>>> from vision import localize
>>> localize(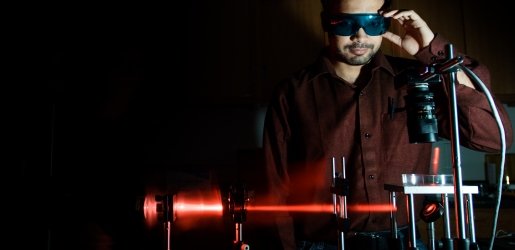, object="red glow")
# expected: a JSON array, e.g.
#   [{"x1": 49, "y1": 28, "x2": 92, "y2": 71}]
[
  {"x1": 174, "y1": 189, "x2": 223, "y2": 217},
  {"x1": 143, "y1": 193, "x2": 159, "y2": 228},
  {"x1": 349, "y1": 204, "x2": 397, "y2": 212},
  {"x1": 432, "y1": 146, "x2": 440, "y2": 175},
  {"x1": 174, "y1": 202, "x2": 223, "y2": 214},
  {"x1": 142, "y1": 188, "x2": 223, "y2": 229},
  {"x1": 423, "y1": 203, "x2": 437, "y2": 216},
  {"x1": 248, "y1": 204, "x2": 333, "y2": 212},
  {"x1": 247, "y1": 203, "x2": 396, "y2": 213}
]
